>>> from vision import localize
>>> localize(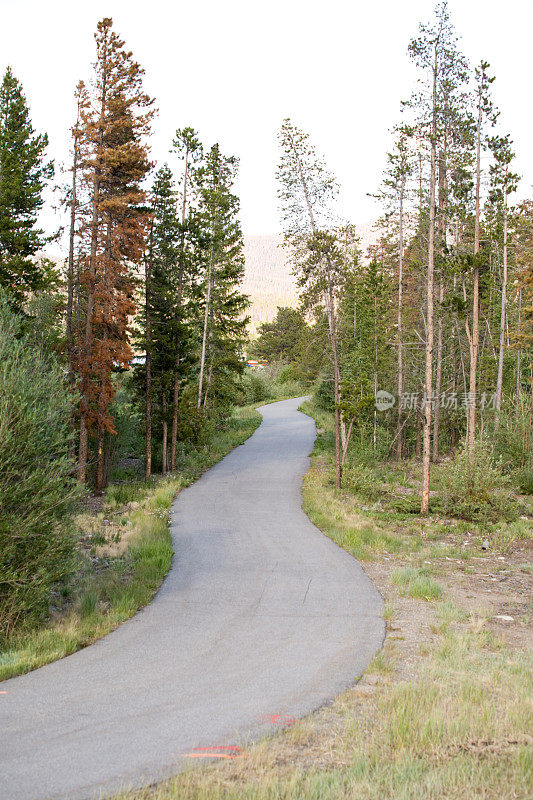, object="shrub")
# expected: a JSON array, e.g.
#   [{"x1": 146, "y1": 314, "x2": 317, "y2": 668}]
[
  {"x1": 0, "y1": 300, "x2": 81, "y2": 637},
  {"x1": 343, "y1": 464, "x2": 383, "y2": 502},
  {"x1": 241, "y1": 371, "x2": 272, "y2": 404},
  {"x1": 493, "y1": 402, "x2": 533, "y2": 493},
  {"x1": 439, "y1": 438, "x2": 517, "y2": 522}
]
